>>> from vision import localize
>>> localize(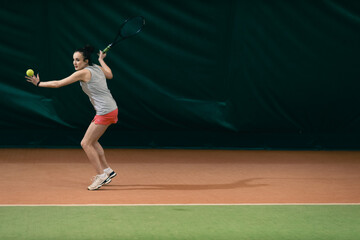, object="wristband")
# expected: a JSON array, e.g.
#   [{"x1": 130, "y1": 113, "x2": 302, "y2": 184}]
[{"x1": 37, "y1": 81, "x2": 41, "y2": 87}]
